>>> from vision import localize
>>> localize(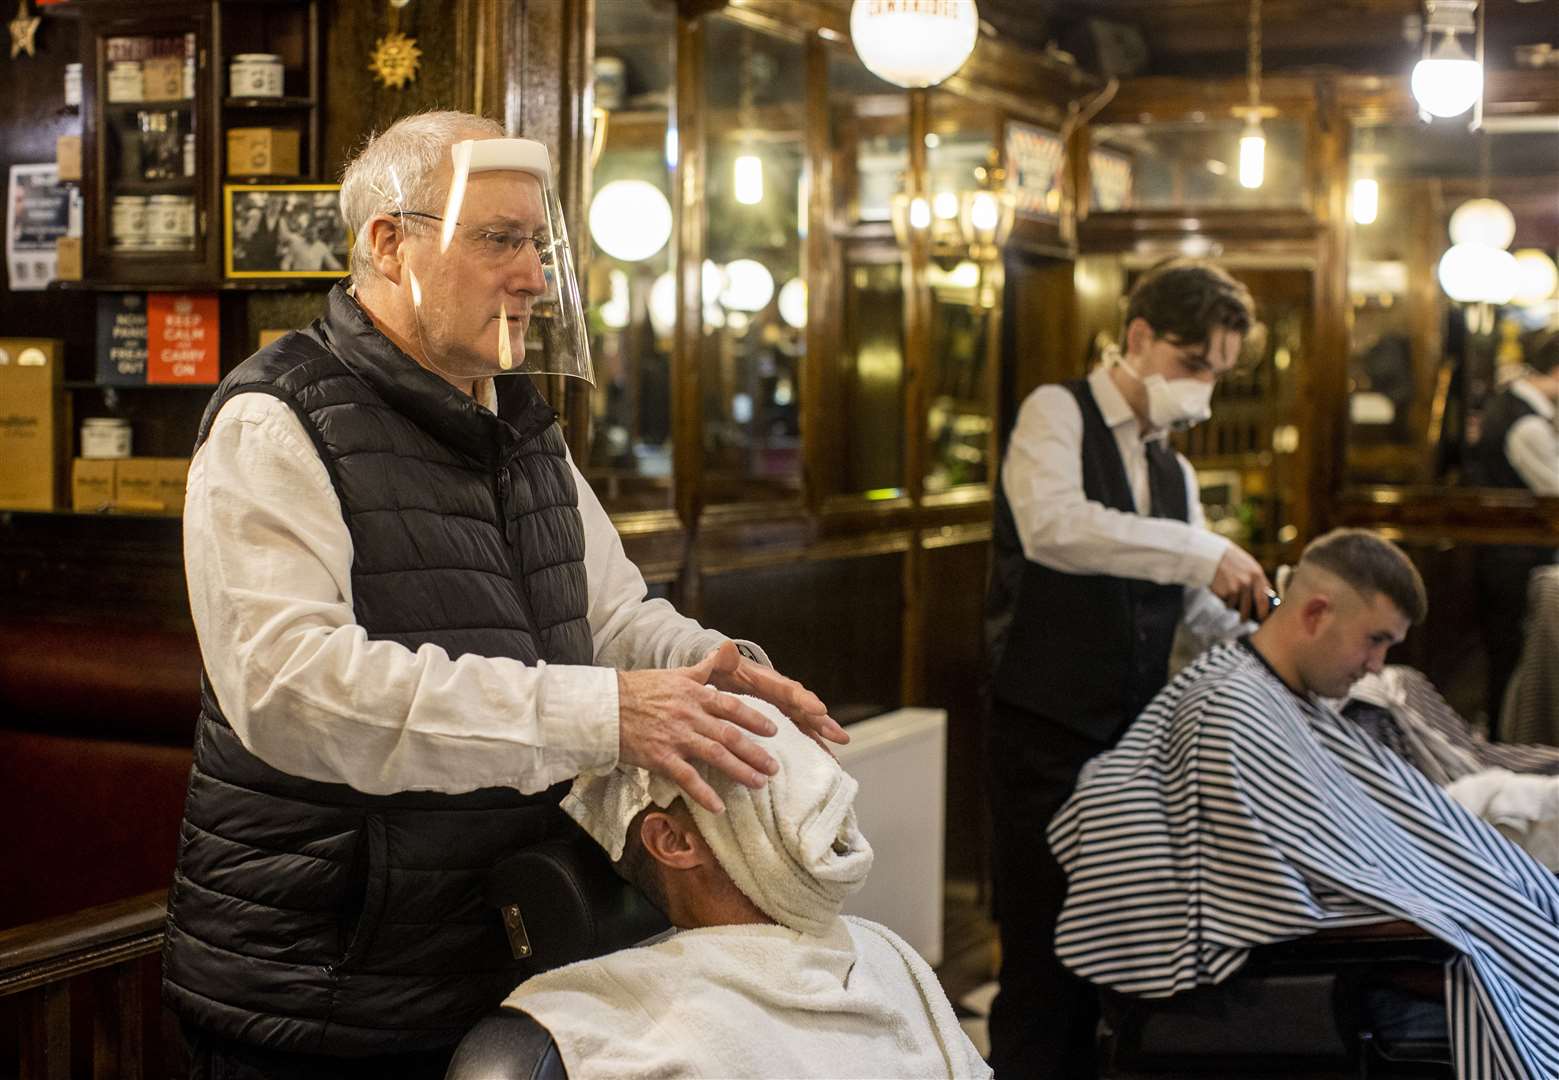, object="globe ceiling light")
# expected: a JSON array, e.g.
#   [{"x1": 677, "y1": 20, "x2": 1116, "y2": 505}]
[
  {"x1": 1411, "y1": 30, "x2": 1483, "y2": 119},
  {"x1": 849, "y1": 0, "x2": 979, "y2": 90},
  {"x1": 648, "y1": 272, "x2": 676, "y2": 338},
  {"x1": 721, "y1": 259, "x2": 775, "y2": 313},
  {"x1": 777, "y1": 277, "x2": 808, "y2": 329},
  {"x1": 589, "y1": 180, "x2": 673, "y2": 262},
  {"x1": 1449, "y1": 197, "x2": 1516, "y2": 249},
  {"x1": 1511, "y1": 249, "x2": 1559, "y2": 306},
  {"x1": 1438, "y1": 243, "x2": 1518, "y2": 304}
]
